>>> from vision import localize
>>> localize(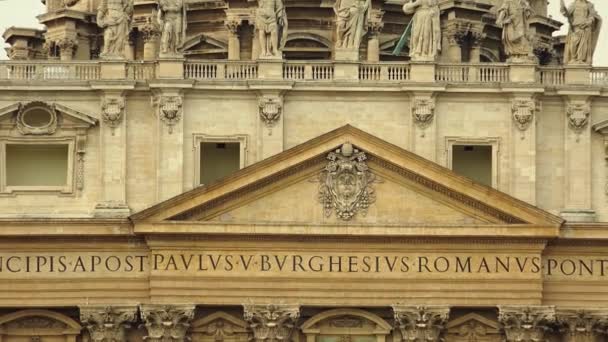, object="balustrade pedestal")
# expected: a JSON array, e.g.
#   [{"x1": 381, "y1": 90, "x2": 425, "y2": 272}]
[{"x1": 157, "y1": 58, "x2": 185, "y2": 79}]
